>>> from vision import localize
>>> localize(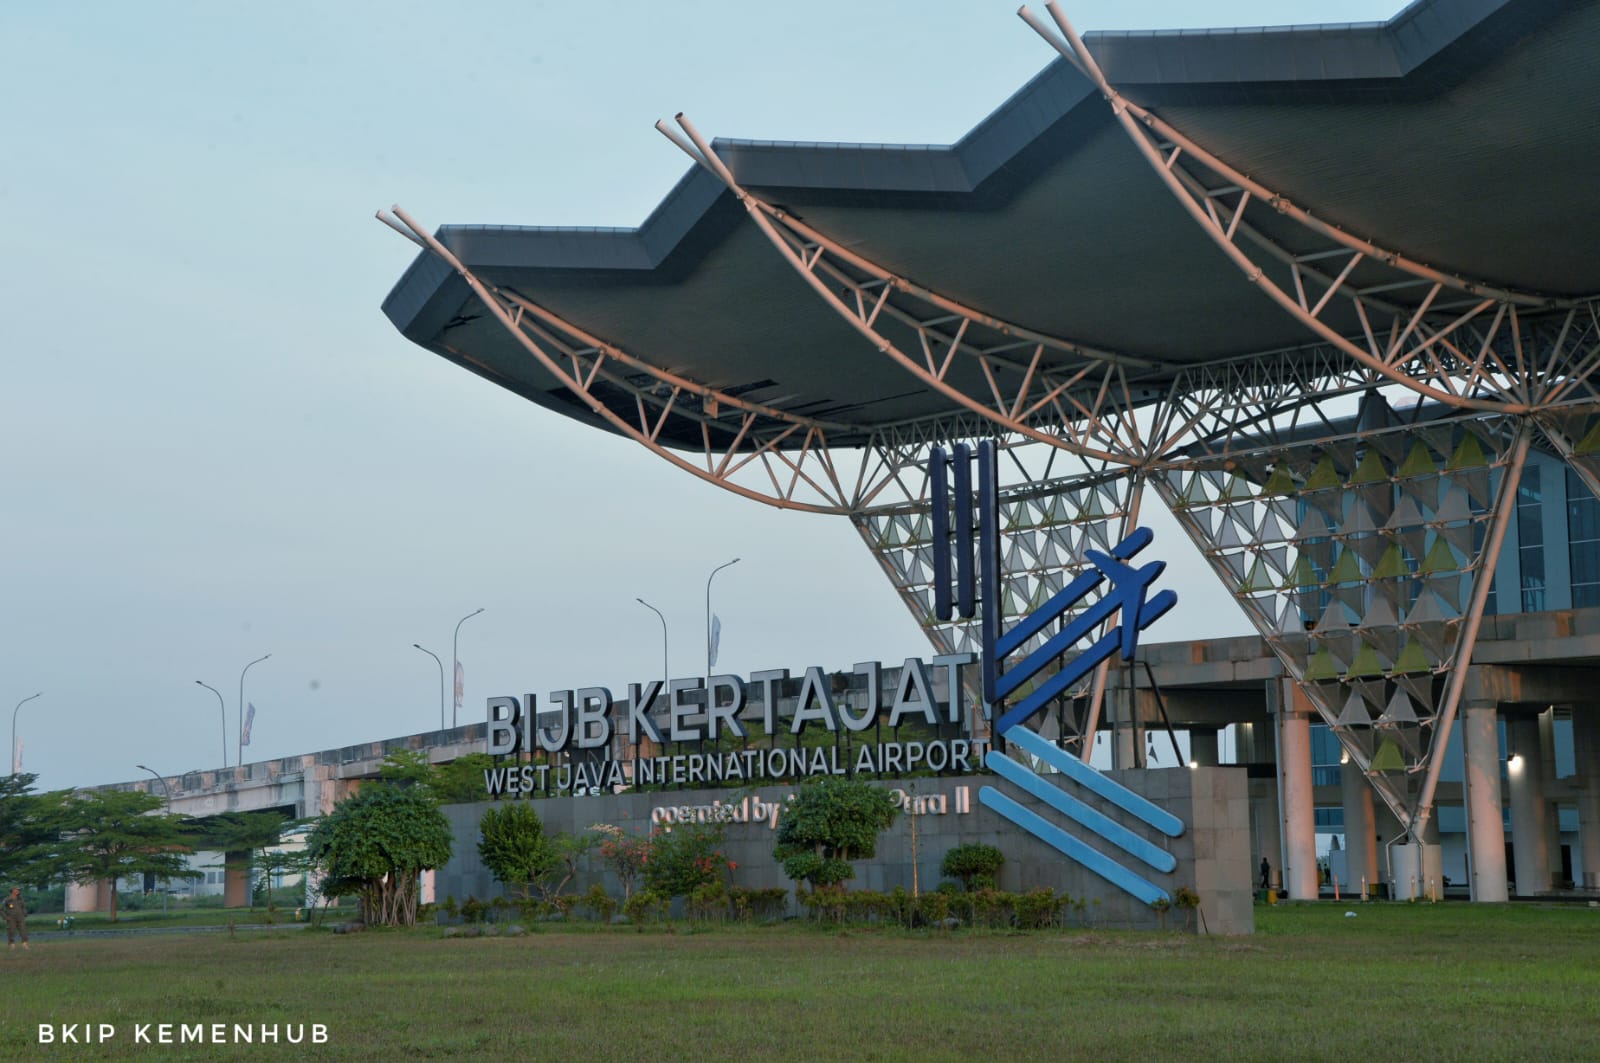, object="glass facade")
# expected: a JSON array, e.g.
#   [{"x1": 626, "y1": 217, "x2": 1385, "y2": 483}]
[
  {"x1": 1567, "y1": 467, "x2": 1600, "y2": 608},
  {"x1": 1517, "y1": 464, "x2": 1545, "y2": 612}
]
